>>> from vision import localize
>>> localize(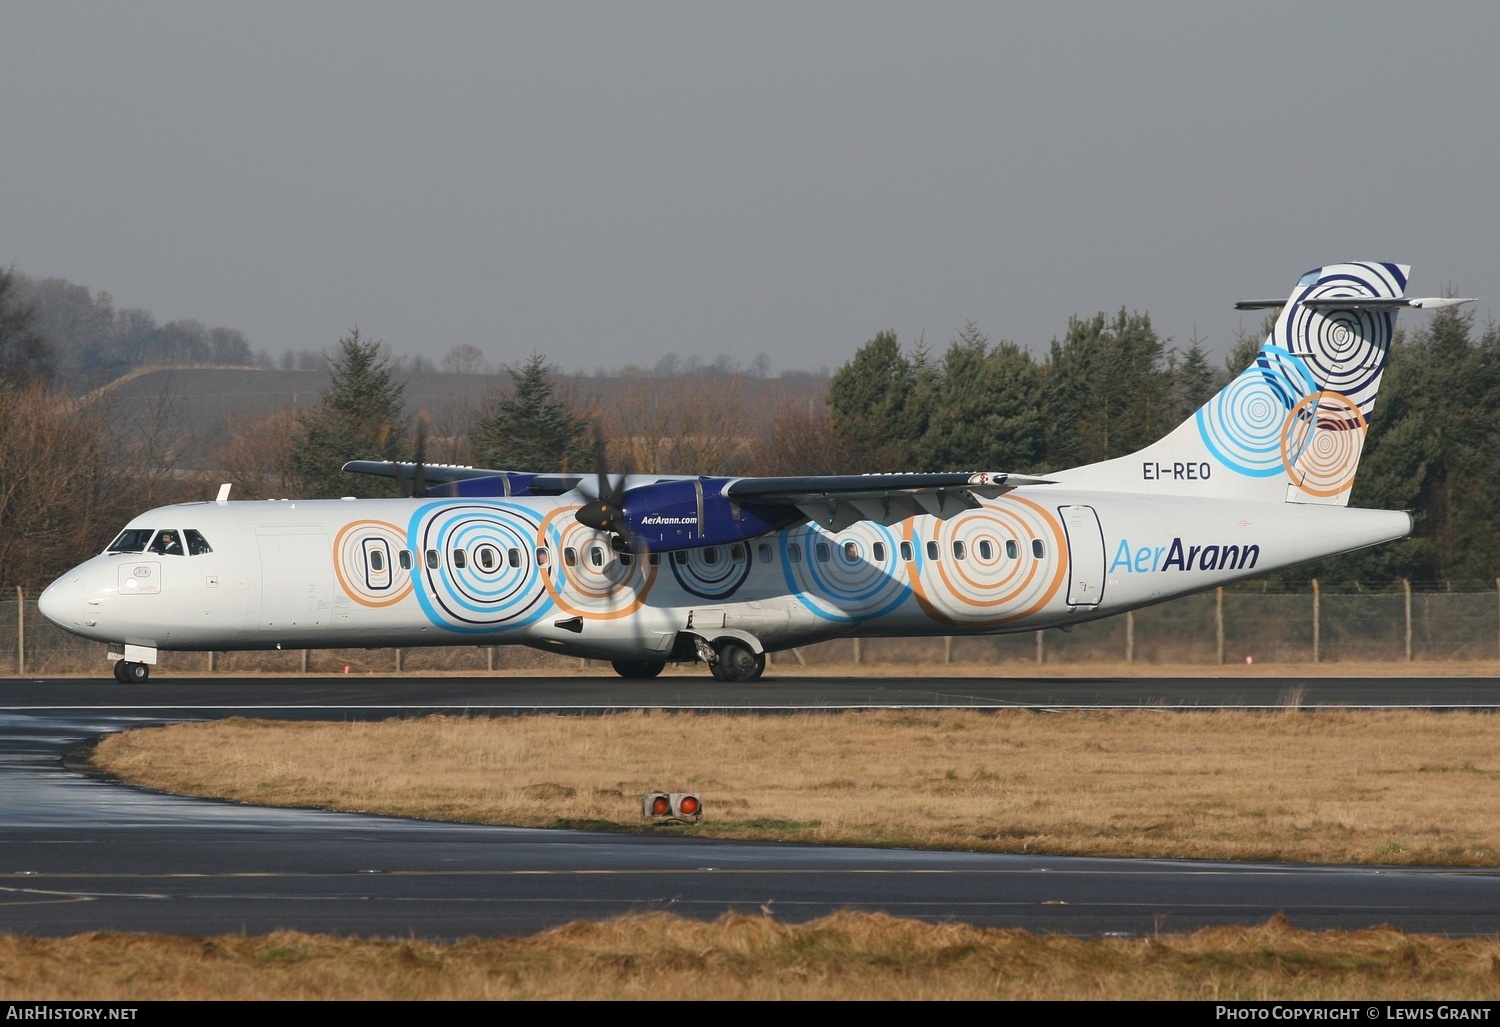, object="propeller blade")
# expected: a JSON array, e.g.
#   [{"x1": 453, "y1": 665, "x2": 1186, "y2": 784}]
[
  {"x1": 575, "y1": 421, "x2": 632, "y2": 544},
  {"x1": 410, "y1": 413, "x2": 429, "y2": 498}
]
